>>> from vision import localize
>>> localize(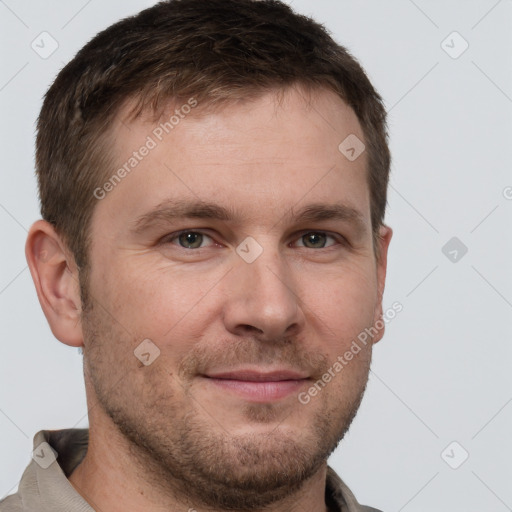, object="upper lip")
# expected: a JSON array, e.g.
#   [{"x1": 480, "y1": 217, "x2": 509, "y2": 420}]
[{"x1": 204, "y1": 369, "x2": 309, "y2": 381}]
